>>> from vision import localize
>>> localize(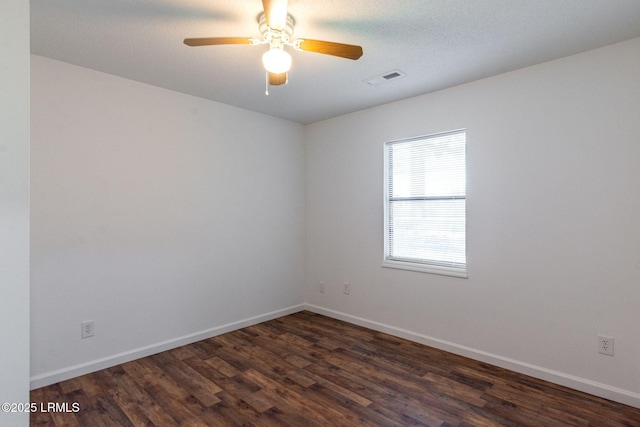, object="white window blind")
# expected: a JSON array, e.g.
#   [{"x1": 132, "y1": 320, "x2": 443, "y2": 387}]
[{"x1": 384, "y1": 129, "x2": 466, "y2": 277}]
